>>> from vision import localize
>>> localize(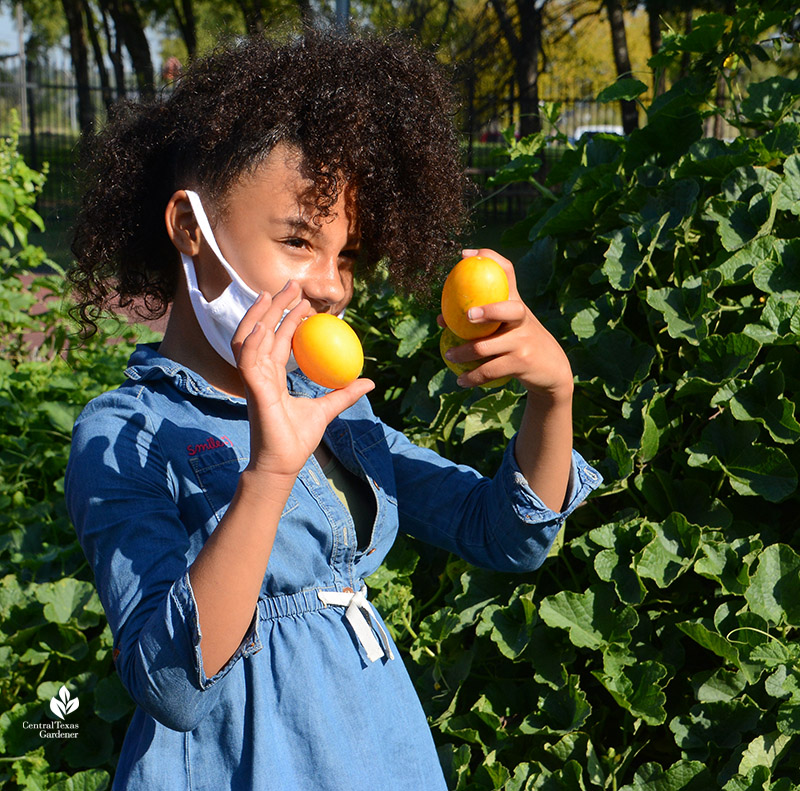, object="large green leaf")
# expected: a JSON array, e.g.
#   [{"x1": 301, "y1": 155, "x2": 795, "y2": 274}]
[
  {"x1": 594, "y1": 658, "x2": 668, "y2": 725},
  {"x1": 476, "y1": 585, "x2": 537, "y2": 660},
  {"x1": 597, "y1": 79, "x2": 649, "y2": 103},
  {"x1": 590, "y1": 519, "x2": 649, "y2": 605},
  {"x1": 670, "y1": 699, "x2": 762, "y2": 760},
  {"x1": 677, "y1": 620, "x2": 740, "y2": 666},
  {"x1": 539, "y1": 585, "x2": 638, "y2": 650},
  {"x1": 752, "y1": 239, "x2": 800, "y2": 297},
  {"x1": 741, "y1": 76, "x2": 800, "y2": 124},
  {"x1": 712, "y1": 364, "x2": 800, "y2": 444},
  {"x1": 646, "y1": 271, "x2": 722, "y2": 345},
  {"x1": 744, "y1": 544, "x2": 800, "y2": 627},
  {"x1": 34, "y1": 579, "x2": 104, "y2": 628},
  {"x1": 617, "y1": 760, "x2": 711, "y2": 791},
  {"x1": 601, "y1": 227, "x2": 643, "y2": 291},
  {"x1": 569, "y1": 329, "x2": 656, "y2": 400},
  {"x1": 521, "y1": 675, "x2": 592, "y2": 734},
  {"x1": 634, "y1": 513, "x2": 700, "y2": 588},
  {"x1": 734, "y1": 732, "x2": 792, "y2": 778},
  {"x1": 686, "y1": 414, "x2": 797, "y2": 502}
]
